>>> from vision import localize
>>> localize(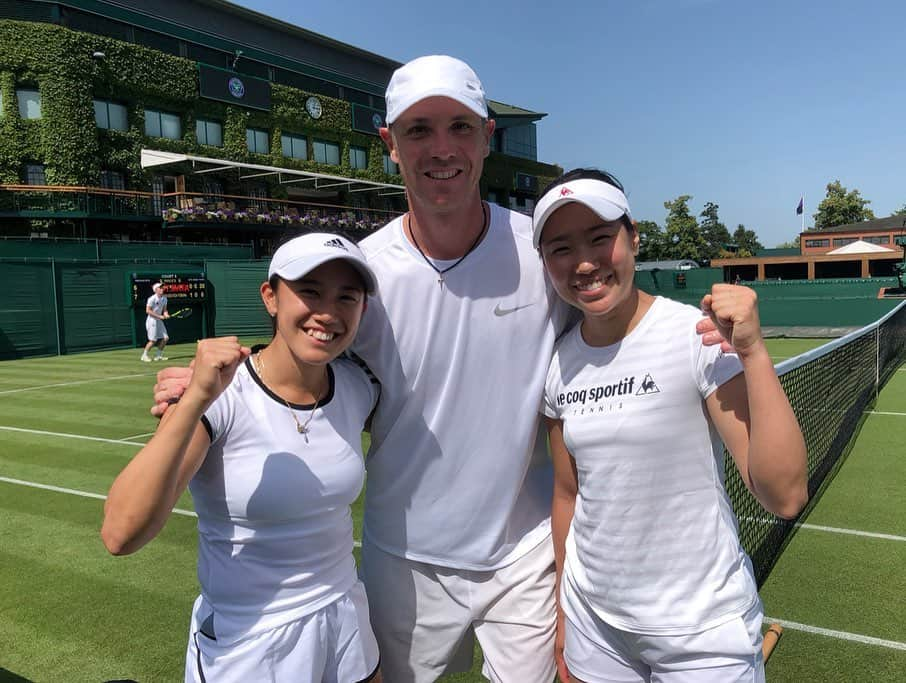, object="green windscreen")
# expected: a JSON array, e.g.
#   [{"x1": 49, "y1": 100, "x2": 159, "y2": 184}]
[
  {"x1": 205, "y1": 260, "x2": 271, "y2": 339},
  {"x1": 0, "y1": 261, "x2": 58, "y2": 358}
]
